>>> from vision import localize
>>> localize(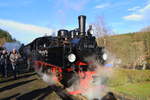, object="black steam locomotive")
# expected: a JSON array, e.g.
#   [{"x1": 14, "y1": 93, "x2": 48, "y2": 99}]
[{"x1": 20, "y1": 15, "x2": 107, "y2": 88}]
